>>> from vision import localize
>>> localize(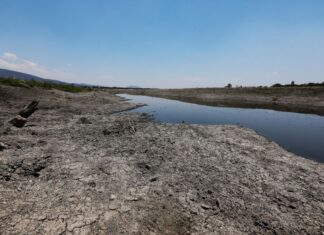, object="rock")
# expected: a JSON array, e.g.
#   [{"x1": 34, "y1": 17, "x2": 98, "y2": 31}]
[
  {"x1": 9, "y1": 115, "x2": 27, "y2": 128},
  {"x1": 201, "y1": 204, "x2": 212, "y2": 210},
  {"x1": 102, "y1": 129, "x2": 112, "y2": 136},
  {"x1": 137, "y1": 162, "x2": 151, "y2": 170},
  {"x1": 0, "y1": 142, "x2": 8, "y2": 151},
  {"x1": 77, "y1": 117, "x2": 92, "y2": 124},
  {"x1": 289, "y1": 204, "x2": 297, "y2": 209},
  {"x1": 254, "y1": 218, "x2": 270, "y2": 230},
  {"x1": 150, "y1": 177, "x2": 158, "y2": 182},
  {"x1": 125, "y1": 196, "x2": 140, "y2": 201},
  {"x1": 120, "y1": 205, "x2": 131, "y2": 213}
]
